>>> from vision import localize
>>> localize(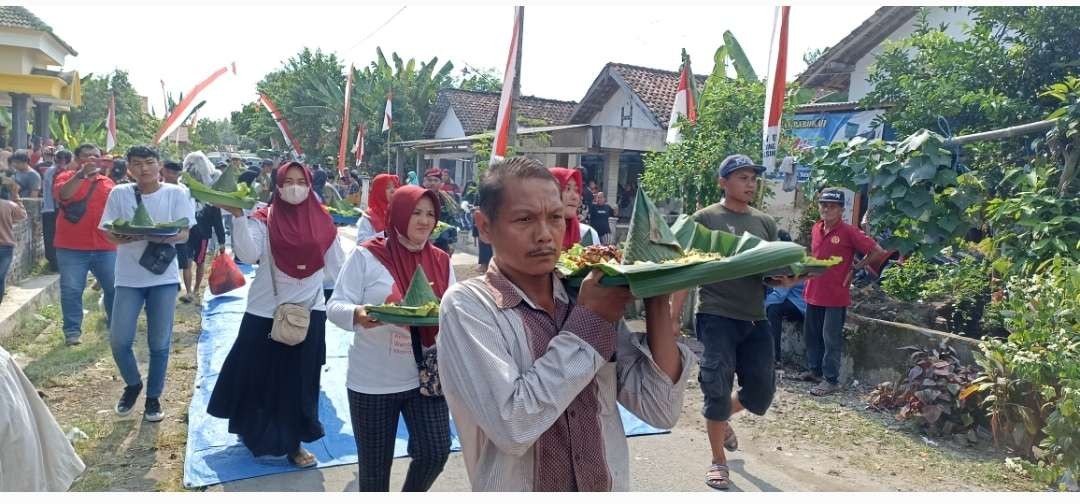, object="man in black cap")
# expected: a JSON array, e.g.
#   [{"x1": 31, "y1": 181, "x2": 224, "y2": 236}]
[
  {"x1": 800, "y1": 188, "x2": 888, "y2": 396},
  {"x1": 669, "y1": 153, "x2": 791, "y2": 490},
  {"x1": 161, "y1": 160, "x2": 183, "y2": 184}
]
